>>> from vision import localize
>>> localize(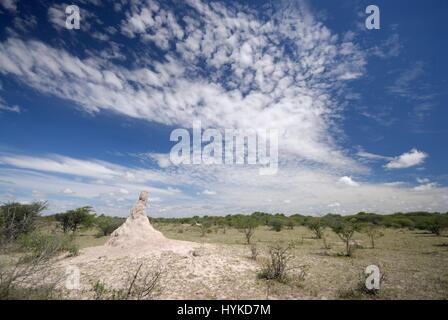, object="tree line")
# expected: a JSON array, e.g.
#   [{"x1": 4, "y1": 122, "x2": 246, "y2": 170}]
[
  {"x1": 1, "y1": 202, "x2": 447, "y2": 247},
  {"x1": 152, "y1": 211, "x2": 448, "y2": 235}
]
